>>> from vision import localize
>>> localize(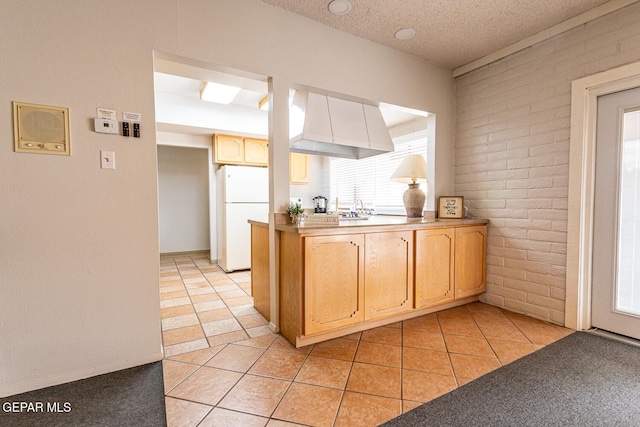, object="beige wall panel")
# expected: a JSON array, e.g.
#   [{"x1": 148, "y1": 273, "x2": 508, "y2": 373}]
[{"x1": 0, "y1": 0, "x2": 454, "y2": 396}]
